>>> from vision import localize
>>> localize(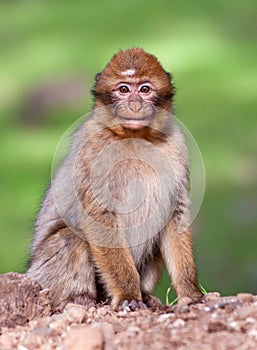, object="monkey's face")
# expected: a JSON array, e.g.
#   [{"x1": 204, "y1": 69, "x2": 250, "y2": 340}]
[
  {"x1": 92, "y1": 48, "x2": 174, "y2": 131},
  {"x1": 111, "y1": 80, "x2": 155, "y2": 130}
]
